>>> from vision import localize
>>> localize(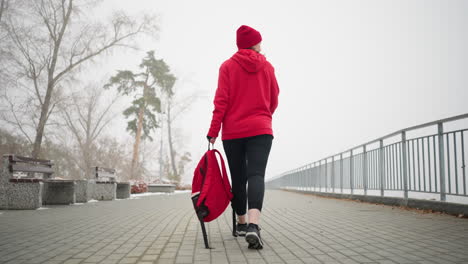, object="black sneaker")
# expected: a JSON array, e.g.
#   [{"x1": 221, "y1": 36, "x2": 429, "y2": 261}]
[
  {"x1": 245, "y1": 223, "x2": 263, "y2": 249},
  {"x1": 236, "y1": 223, "x2": 248, "y2": 236}
]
